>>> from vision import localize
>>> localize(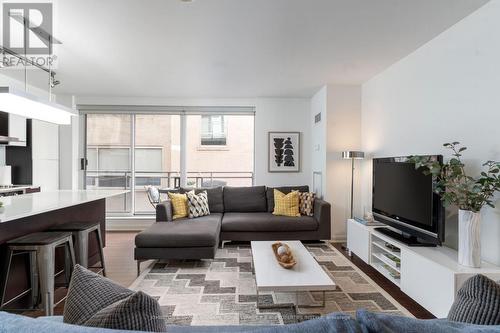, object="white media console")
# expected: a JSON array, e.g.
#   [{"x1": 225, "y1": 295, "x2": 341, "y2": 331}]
[{"x1": 346, "y1": 219, "x2": 500, "y2": 318}]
